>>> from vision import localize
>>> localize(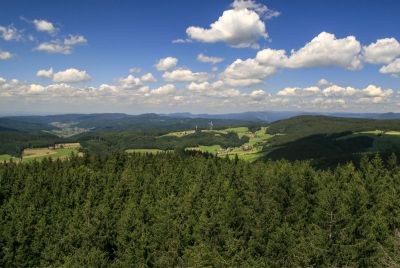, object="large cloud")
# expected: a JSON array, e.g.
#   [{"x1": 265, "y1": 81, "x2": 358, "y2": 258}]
[
  {"x1": 362, "y1": 85, "x2": 393, "y2": 98},
  {"x1": 52, "y1": 68, "x2": 91, "y2": 83},
  {"x1": 288, "y1": 32, "x2": 362, "y2": 69},
  {"x1": 255, "y1": 48, "x2": 289, "y2": 67},
  {"x1": 186, "y1": 8, "x2": 267, "y2": 48},
  {"x1": 221, "y1": 58, "x2": 275, "y2": 86},
  {"x1": 256, "y1": 32, "x2": 362, "y2": 70},
  {"x1": 363, "y1": 38, "x2": 400, "y2": 64}
]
